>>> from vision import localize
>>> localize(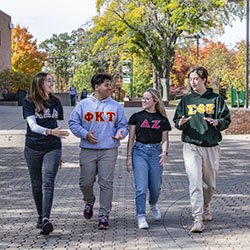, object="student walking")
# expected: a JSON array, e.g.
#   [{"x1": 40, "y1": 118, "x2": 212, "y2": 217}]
[
  {"x1": 23, "y1": 72, "x2": 69, "y2": 235},
  {"x1": 173, "y1": 66, "x2": 231, "y2": 233},
  {"x1": 126, "y1": 88, "x2": 171, "y2": 229},
  {"x1": 80, "y1": 88, "x2": 88, "y2": 100},
  {"x1": 68, "y1": 73, "x2": 128, "y2": 229},
  {"x1": 69, "y1": 84, "x2": 77, "y2": 106}
]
